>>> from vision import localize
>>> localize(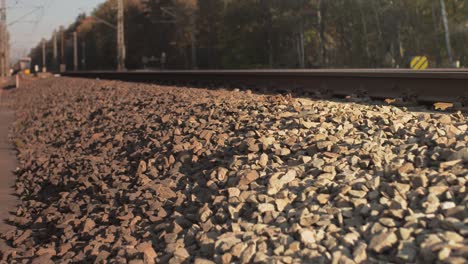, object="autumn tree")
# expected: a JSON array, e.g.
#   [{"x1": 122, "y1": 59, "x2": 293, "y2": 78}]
[{"x1": 29, "y1": 0, "x2": 468, "y2": 70}]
